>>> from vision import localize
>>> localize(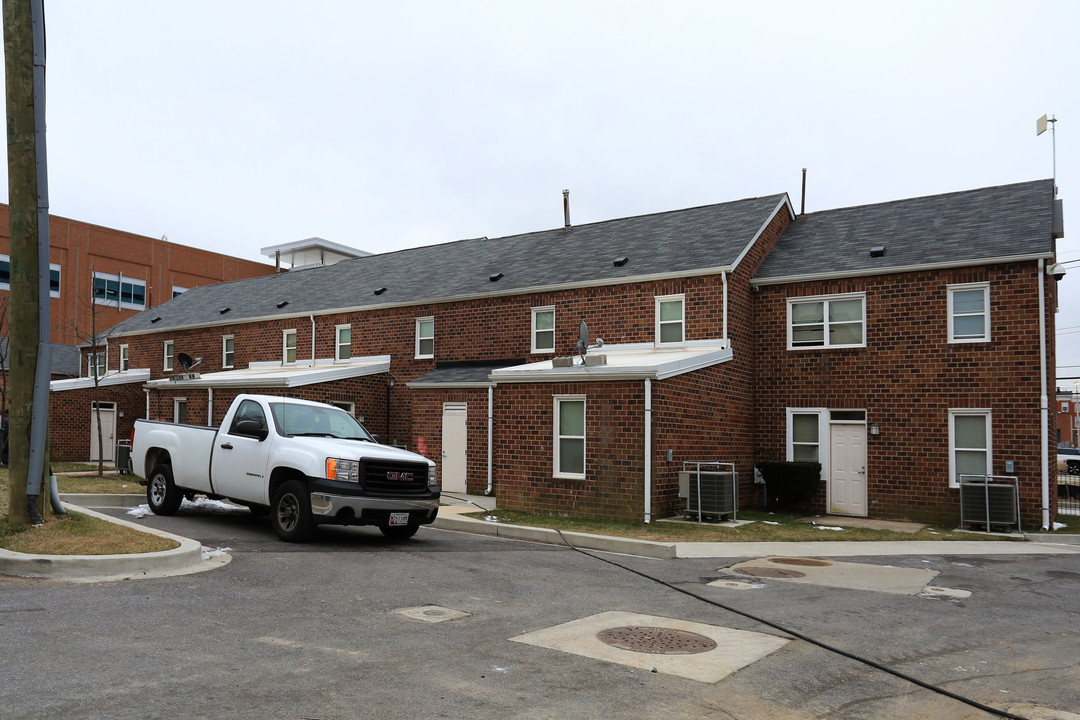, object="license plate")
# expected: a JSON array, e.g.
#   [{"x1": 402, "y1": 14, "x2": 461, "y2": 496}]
[{"x1": 389, "y1": 512, "x2": 410, "y2": 526}]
